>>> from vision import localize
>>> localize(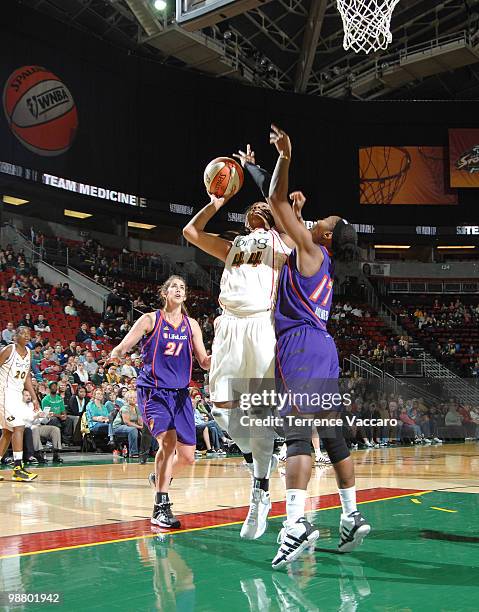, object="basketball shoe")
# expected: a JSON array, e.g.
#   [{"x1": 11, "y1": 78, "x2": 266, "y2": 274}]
[
  {"x1": 338, "y1": 511, "x2": 370, "y2": 553},
  {"x1": 151, "y1": 502, "x2": 181, "y2": 528},
  {"x1": 12, "y1": 464, "x2": 38, "y2": 482},
  {"x1": 271, "y1": 518, "x2": 319, "y2": 569},
  {"x1": 240, "y1": 487, "x2": 271, "y2": 539},
  {"x1": 314, "y1": 451, "x2": 331, "y2": 466}
]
